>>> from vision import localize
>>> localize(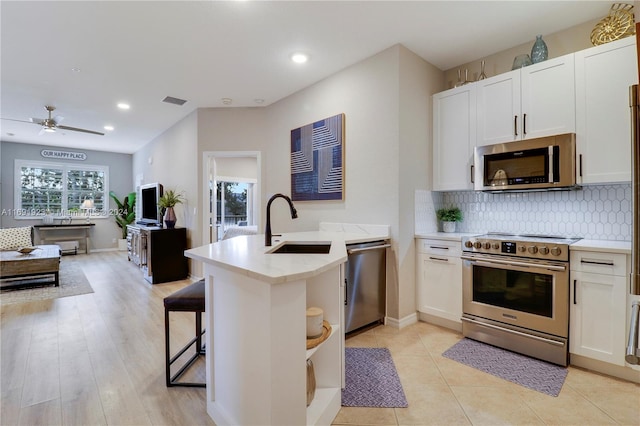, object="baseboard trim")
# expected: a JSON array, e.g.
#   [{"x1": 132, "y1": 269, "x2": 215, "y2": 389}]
[
  {"x1": 570, "y1": 353, "x2": 640, "y2": 384},
  {"x1": 417, "y1": 312, "x2": 462, "y2": 332},
  {"x1": 385, "y1": 312, "x2": 418, "y2": 330}
]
